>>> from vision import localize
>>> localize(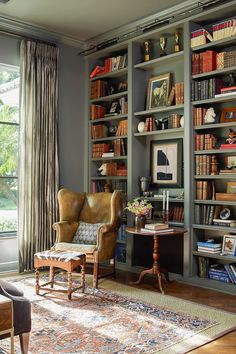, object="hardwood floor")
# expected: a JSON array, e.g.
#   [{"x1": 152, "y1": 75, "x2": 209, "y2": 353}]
[{"x1": 114, "y1": 269, "x2": 236, "y2": 354}]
